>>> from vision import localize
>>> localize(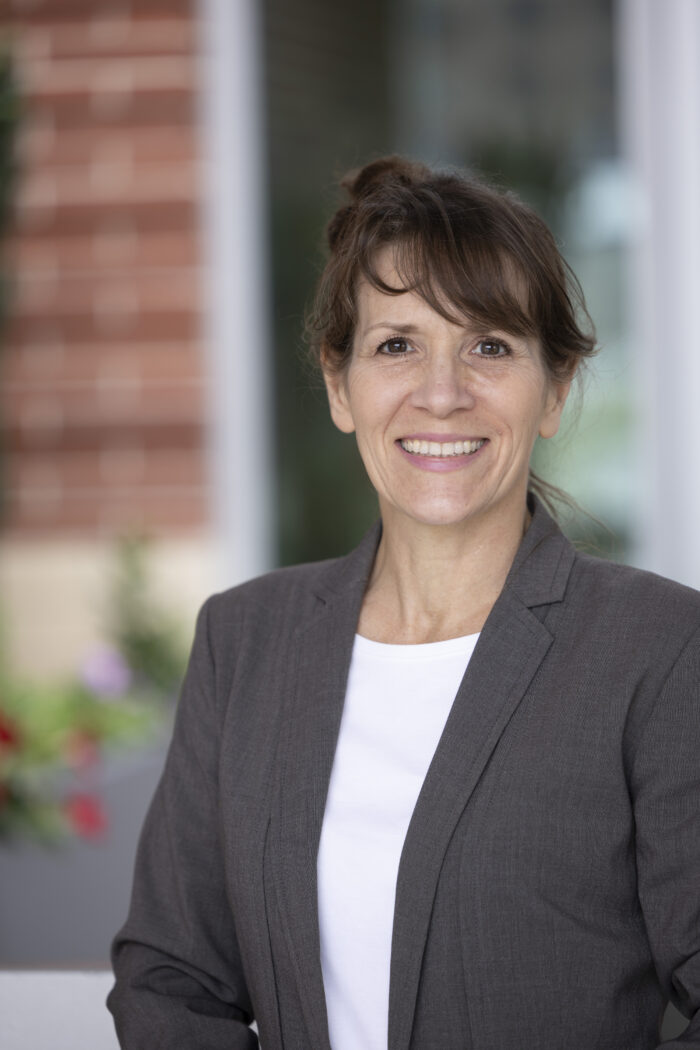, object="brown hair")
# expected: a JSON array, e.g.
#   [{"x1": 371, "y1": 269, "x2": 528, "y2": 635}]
[{"x1": 308, "y1": 155, "x2": 596, "y2": 385}]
